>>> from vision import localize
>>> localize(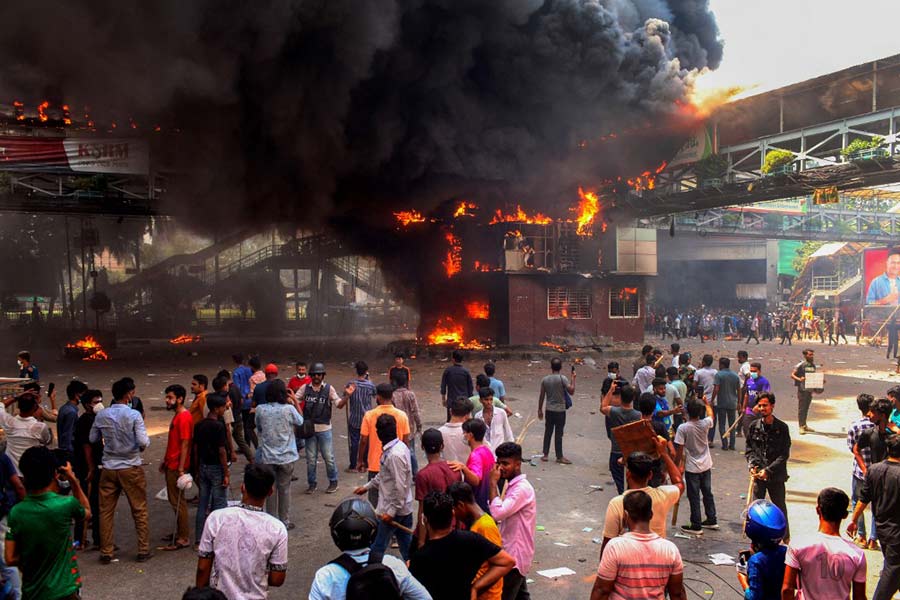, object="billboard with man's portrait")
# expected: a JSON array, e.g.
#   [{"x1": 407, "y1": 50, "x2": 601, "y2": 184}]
[{"x1": 863, "y1": 247, "x2": 900, "y2": 306}]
